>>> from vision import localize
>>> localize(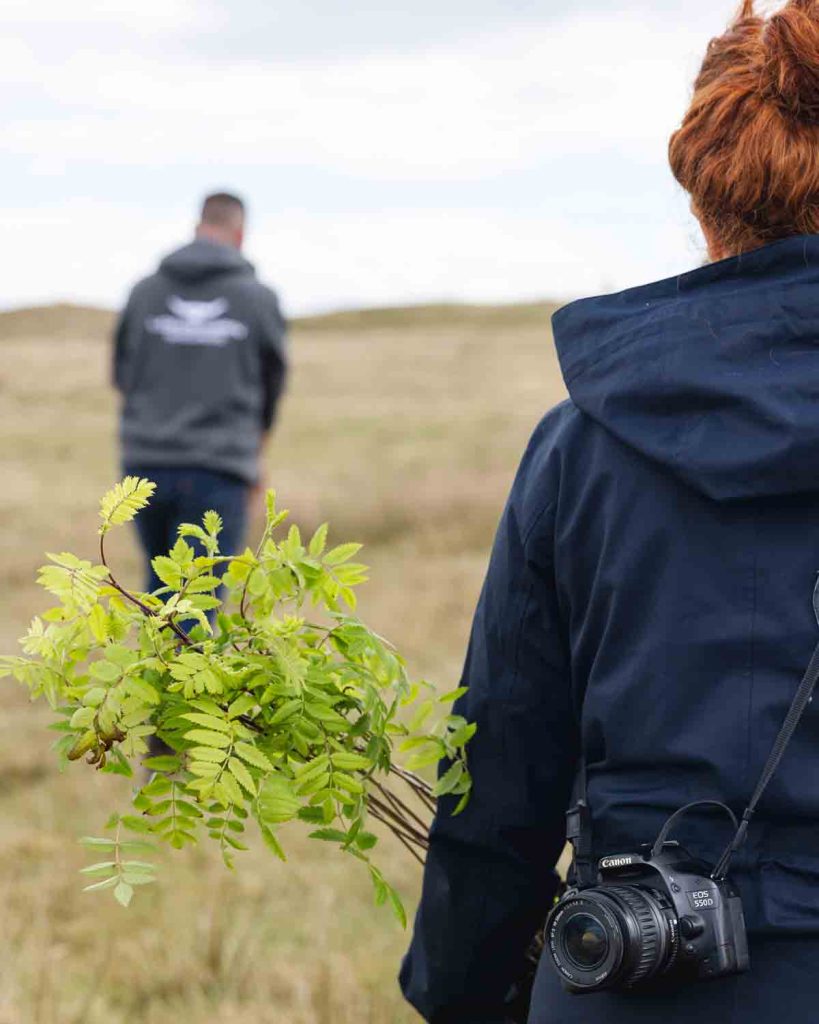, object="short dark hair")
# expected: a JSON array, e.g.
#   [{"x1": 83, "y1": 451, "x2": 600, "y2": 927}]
[{"x1": 200, "y1": 192, "x2": 246, "y2": 227}]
